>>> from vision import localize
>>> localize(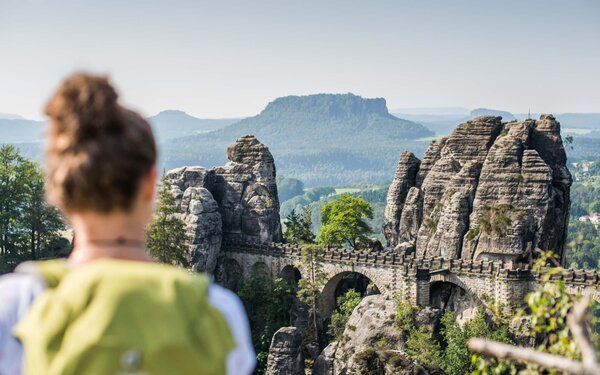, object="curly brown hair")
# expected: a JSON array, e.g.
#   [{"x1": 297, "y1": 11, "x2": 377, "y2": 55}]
[{"x1": 44, "y1": 73, "x2": 157, "y2": 214}]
